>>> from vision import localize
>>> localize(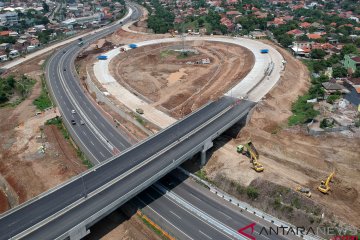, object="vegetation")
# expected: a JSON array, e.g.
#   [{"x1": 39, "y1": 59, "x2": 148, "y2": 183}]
[
  {"x1": 139, "y1": 215, "x2": 170, "y2": 240},
  {"x1": 326, "y1": 91, "x2": 341, "y2": 104},
  {"x1": 246, "y1": 186, "x2": 259, "y2": 200},
  {"x1": 33, "y1": 76, "x2": 52, "y2": 110},
  {"x1": 195, "y1": 169, "x2": 211, "y2": 182},
  {"x1": 46, "y1": 116, "x2": 93, "y2": 169},
  {"x1": 288, "y1": 95, "x2": 319, "y2": 125},
  {"x1": 320, "y1": 118, "x2": 334, "y2": 129},
  {"x1": 310, "y1": 49, "x2": 326, "y2": 59},
  {"x1": 147, "y1": 0, "x2": 174, "y2": 33},
  {"x1": 332, "y1": 66, "x2": 348, "y2": 78},
  {"x1": 0, "y1": 75, "x2": 36, "y2": 106}
]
